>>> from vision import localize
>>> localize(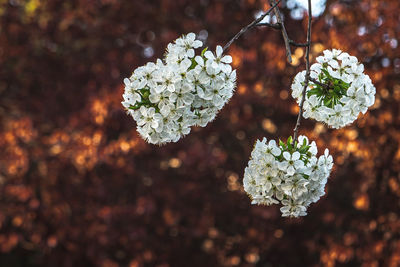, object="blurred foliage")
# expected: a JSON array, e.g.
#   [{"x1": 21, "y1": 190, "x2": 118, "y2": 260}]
[{"x1": 0, "y1": 0, "x2": 400, "y2": 266}]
